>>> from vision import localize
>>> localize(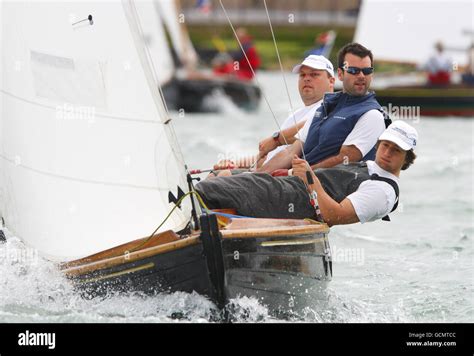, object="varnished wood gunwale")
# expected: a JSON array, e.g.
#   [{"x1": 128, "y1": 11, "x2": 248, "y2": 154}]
[
  {"x1": 62, "y1": 230, "x2": 182, "y2": 269},
  {"x1": 220, "y1": 218, "x2": 329, "y2": 238},
  {"x1": 62, "y1": 218, "x2": 330, "y2": 278},
  {"x1": 62, "y1": 235, "x2": 201, "y2": 277}
]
